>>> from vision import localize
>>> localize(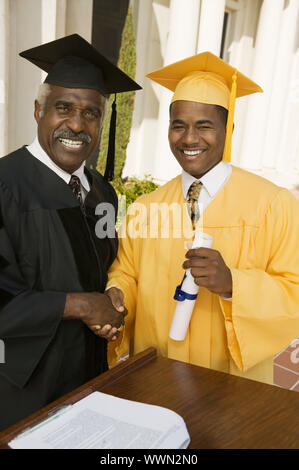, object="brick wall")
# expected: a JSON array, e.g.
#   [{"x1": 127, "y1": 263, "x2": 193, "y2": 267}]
[{"x1": 274, "y1": 338, "x2": 299, "y2": 392}]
